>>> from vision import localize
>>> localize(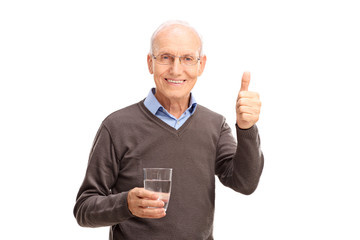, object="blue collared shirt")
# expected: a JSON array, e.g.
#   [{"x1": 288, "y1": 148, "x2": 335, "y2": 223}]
[{"x1": 144, "y1": 88, "x2": 197, "y2": 130}]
